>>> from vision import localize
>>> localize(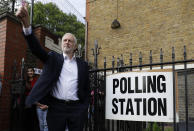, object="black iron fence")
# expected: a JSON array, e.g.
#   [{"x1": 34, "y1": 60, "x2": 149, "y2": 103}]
[
  {"x1": 9, "y1": 58, "x2": 26, "y2": 131},
  {"x1": 86, "y1": 45, "x2": 194, "y2": 131}
]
